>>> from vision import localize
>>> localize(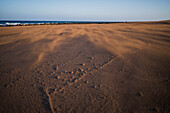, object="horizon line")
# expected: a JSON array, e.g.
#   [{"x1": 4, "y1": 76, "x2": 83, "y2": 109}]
[{"x1": 0, "y1": 19, "x2": 170, "y2": 22}]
